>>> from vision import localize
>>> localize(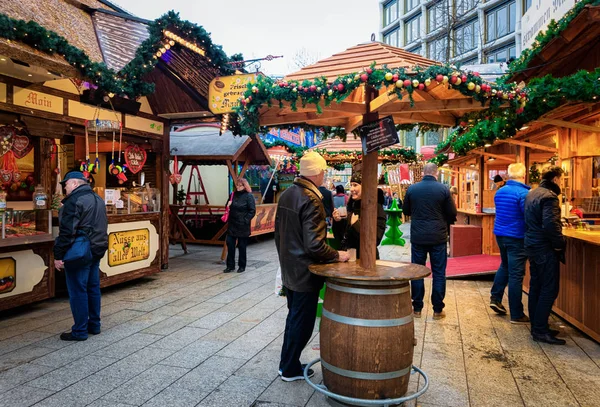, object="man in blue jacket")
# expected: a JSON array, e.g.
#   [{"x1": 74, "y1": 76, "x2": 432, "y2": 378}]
[
  {"x1": 489, "y1": 163, "x2": 530, "y2": 324},
  {"x1": 403, "y1": 163, "x2": 457, "y2": 319}
]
